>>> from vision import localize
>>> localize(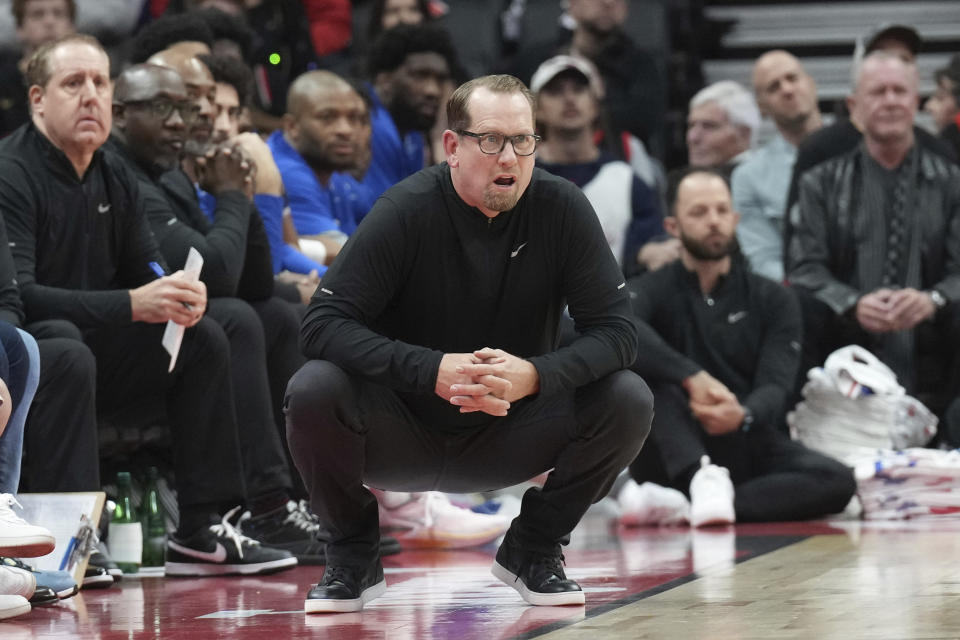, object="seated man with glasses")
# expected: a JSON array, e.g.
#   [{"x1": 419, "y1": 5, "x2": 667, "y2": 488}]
[
  {"x1": 286, "y1": 74, "x2": 652, "y2": 612},
  {"x1": 106, "y1": 62, "x2": 323, "y2": 568}
]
